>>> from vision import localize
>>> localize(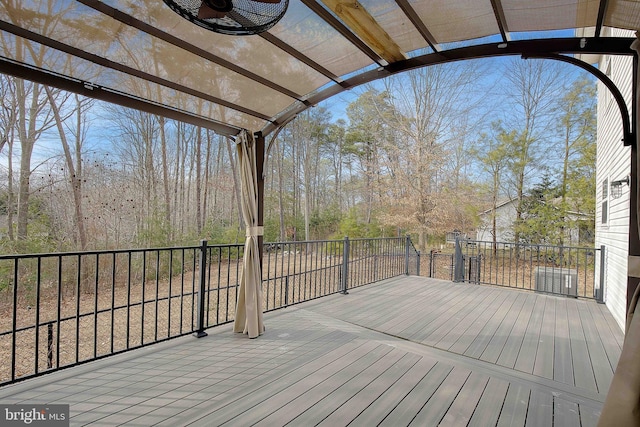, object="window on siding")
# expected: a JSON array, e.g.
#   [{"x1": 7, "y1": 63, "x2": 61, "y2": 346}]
[{"x1": 602, "y1": 178, "x2": 609, "y2": 225}]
